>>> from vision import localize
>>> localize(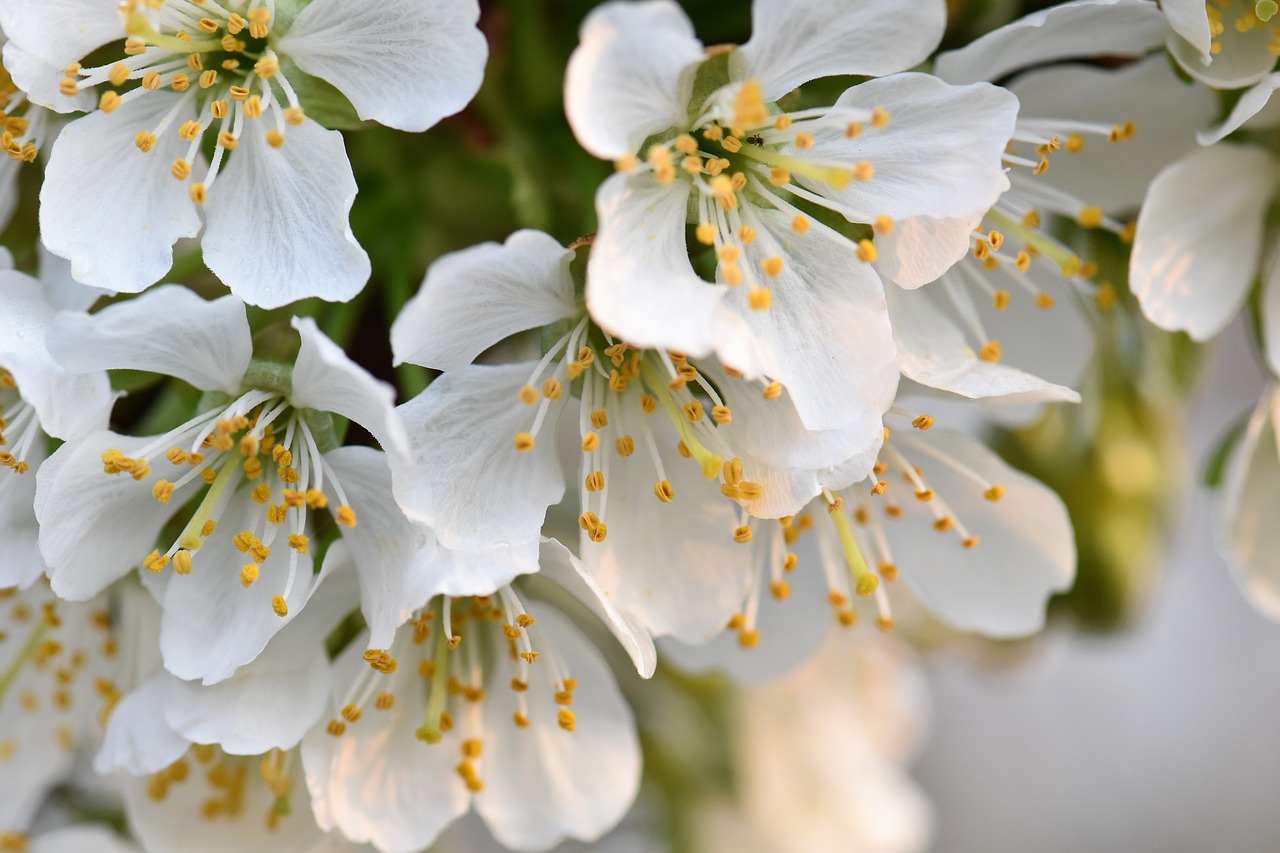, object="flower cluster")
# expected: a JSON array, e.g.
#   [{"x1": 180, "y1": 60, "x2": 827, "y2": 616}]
[{"x1": 0, "y1": 0, "x2": 1266, "y2": 850}]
